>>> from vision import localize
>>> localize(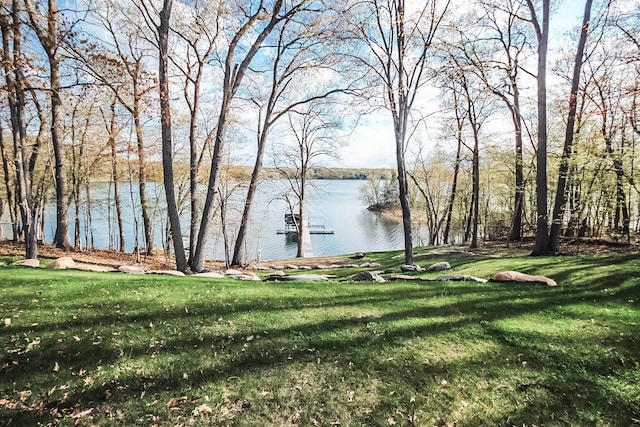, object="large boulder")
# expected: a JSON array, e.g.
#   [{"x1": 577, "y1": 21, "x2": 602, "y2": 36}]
[
  {"x1": 492, "y1": 271, "x2": 557, "y2": 287},
  {"x1": 13, "y1": 258, "x2": 40, "y2": 268},
  {"x1": 118, "y1": 265, "x2": 146, "y2": 274},
  {"x1": 401, "y1": 264, "x2": 424, "y2": 272},
  {"x1": 351, "y1": 271, "x2": 386, "y2": 283},
  {"x1": 46, "y1": 256, "x2": 76, "y2": 270},
  {"x1": 427, "y1": 262, "x2": 451, "y2": 272}
]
